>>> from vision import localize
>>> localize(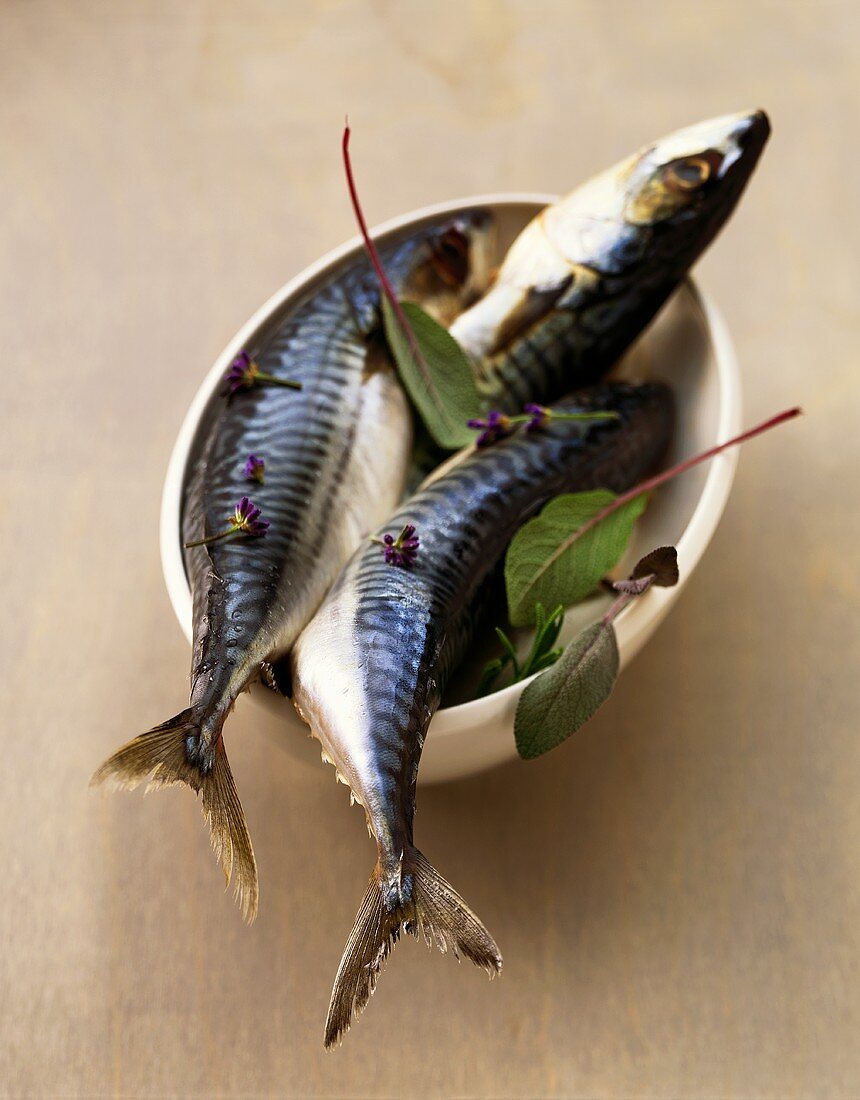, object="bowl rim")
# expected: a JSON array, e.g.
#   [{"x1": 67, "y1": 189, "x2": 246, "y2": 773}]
[{"x1": 160, "y1": 191, "x2": 741, "y2": 739}]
